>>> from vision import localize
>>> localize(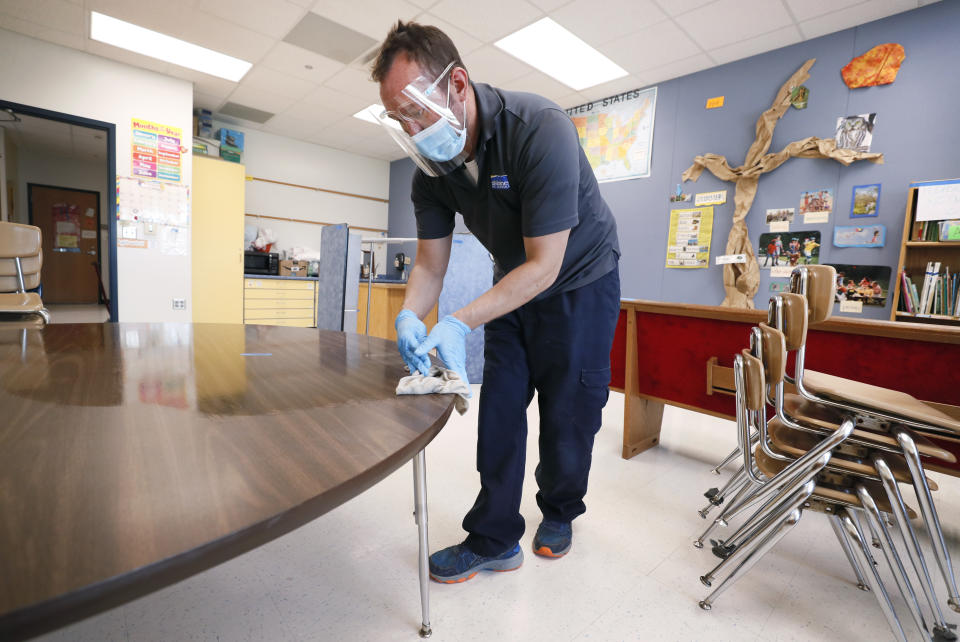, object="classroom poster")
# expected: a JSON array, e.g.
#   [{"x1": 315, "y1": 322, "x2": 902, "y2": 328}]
[
  {"x1": 665, "y1": 207, "x2": 713, "y2": 268},
  {"x1": 132, "y1": 118, "x2": 182, "y2": 182}
]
